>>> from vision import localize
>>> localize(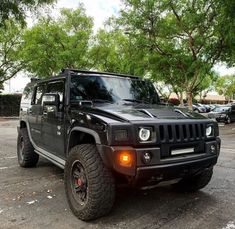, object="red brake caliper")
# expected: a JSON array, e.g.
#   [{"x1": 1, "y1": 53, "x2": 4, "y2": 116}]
[{"x1": 76, "y1": 178, "x2": 82, "y2": 187}]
